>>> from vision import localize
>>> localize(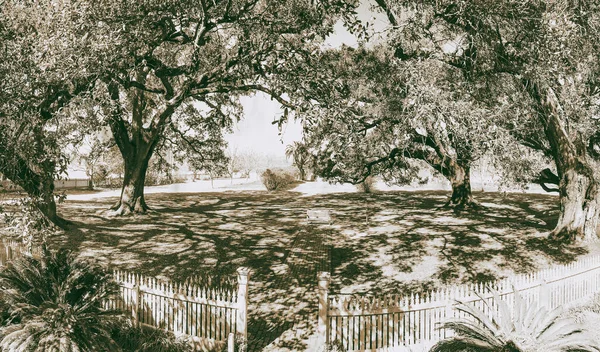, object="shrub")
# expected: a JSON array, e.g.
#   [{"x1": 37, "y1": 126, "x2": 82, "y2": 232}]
[
  {"x1": 1, "y1": 196, "x2": 55, "y2": 245},
  {"x1": 260, "y1": 168, "x2": 296, "y2": 191},
  {"x1": 325, "y1": 340, "x2": 345, "y2": 351},
  {"x1": 112, "y1": 319, "x2": 194, "y2": 352},
  {"x1": 430, "y1": 287, "x2": 598, "y2": 352},
  {"x1": 0, "y1": 247, "x2": 122, "y2": 351}
]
